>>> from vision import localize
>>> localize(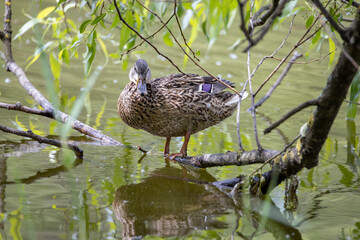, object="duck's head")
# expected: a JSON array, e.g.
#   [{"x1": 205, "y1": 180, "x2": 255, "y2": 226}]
[{"x1": 129, "y1": 59, "x2": 151, "y2": 96}]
